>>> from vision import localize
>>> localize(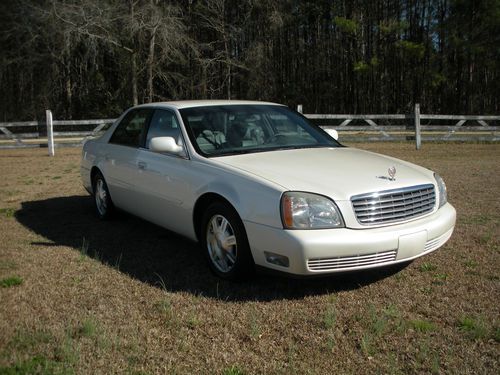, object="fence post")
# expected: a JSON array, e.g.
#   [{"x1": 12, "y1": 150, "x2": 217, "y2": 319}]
[
  {"x1": 46, "y1": 110, "x2": 54, "y2": 156},
  {"x1": 414, "y1": 103, "x2": 421, "y2": 150},
  {"x1": 297, "y1": 104, "x2": 303, "y2": 114}
]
